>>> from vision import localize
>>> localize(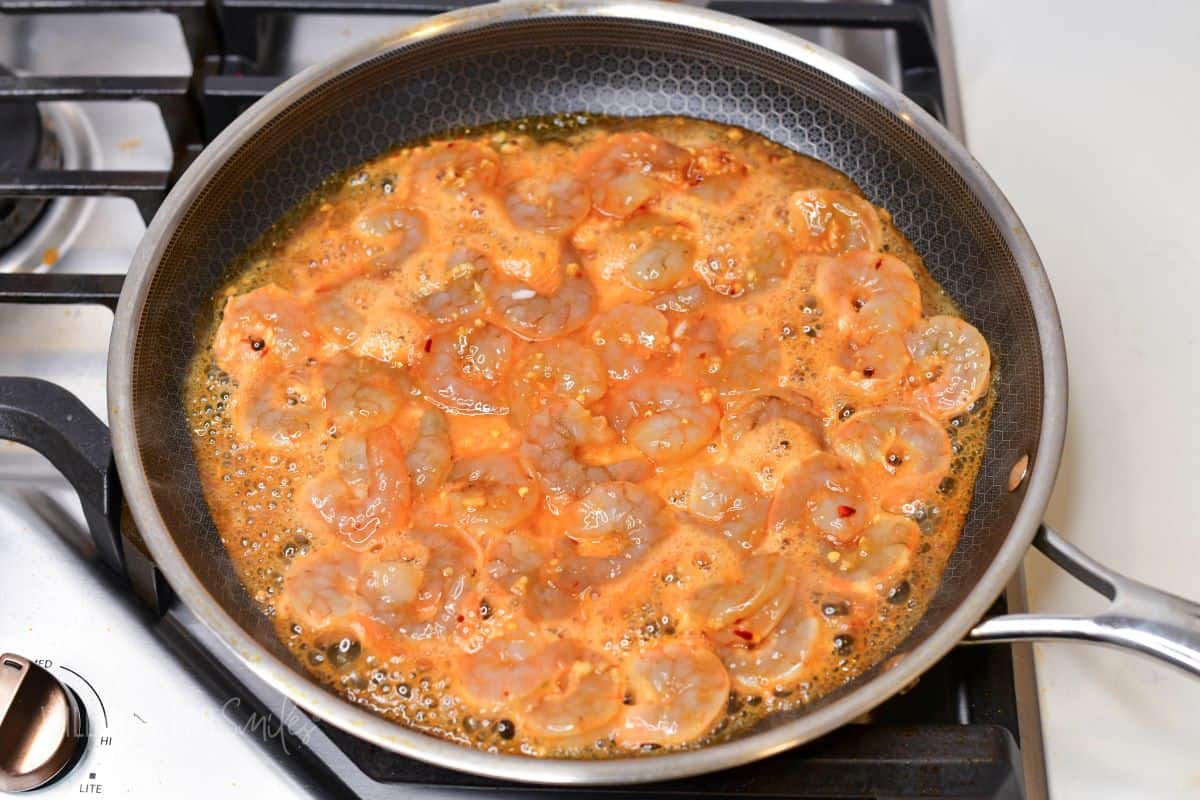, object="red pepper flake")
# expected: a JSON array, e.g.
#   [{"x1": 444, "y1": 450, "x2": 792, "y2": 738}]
[
  {"x1": 424, "y1": 338, "x2": 433, "y2": 353},
  {"x1": 862, "y1": 366, "x2": 875, "y2": 378},
  {"x1": 733, "y1": 629, "x2": 754, "y2": 641},
  {"x1": 874, "y1": 258, "x2": 883, "y2": 270},
  {"x1": 837, "y1": 505, "x2": 857, "y2": 518},
  {"x1": 456, "y1": 614, "x2": 465, "y2": 623}
]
